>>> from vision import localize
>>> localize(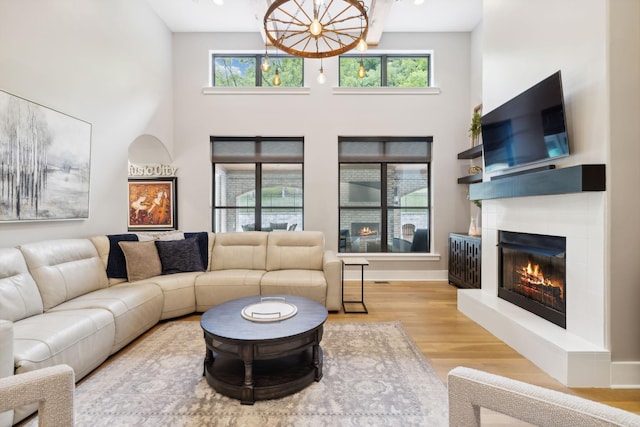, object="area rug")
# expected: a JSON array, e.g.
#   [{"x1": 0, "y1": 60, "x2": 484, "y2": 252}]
[{"x1": 28, "y1": 321, "x2": 449, "y2": 426}]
